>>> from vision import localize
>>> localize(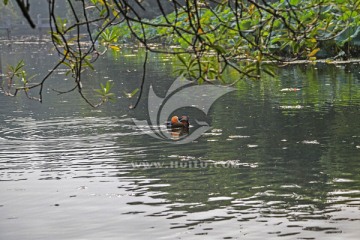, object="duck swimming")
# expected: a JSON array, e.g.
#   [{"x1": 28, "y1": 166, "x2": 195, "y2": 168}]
[{"x1": 168, "y1": 115, "x2": 190, "y2": 128}]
